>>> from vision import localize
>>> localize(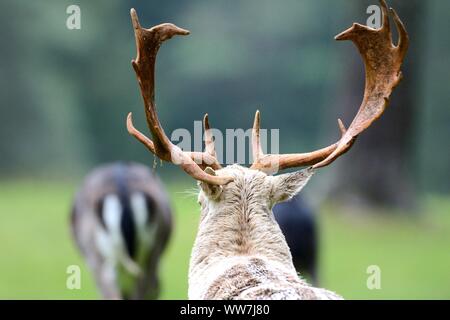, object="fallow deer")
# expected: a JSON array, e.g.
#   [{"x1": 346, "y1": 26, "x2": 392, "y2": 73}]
[
  {"x1": 126, "y1": 0, "x2": 408, "y2": 299},
  {"x1": 71, "y1": 162, "x2": 172, "y2": 299}
]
